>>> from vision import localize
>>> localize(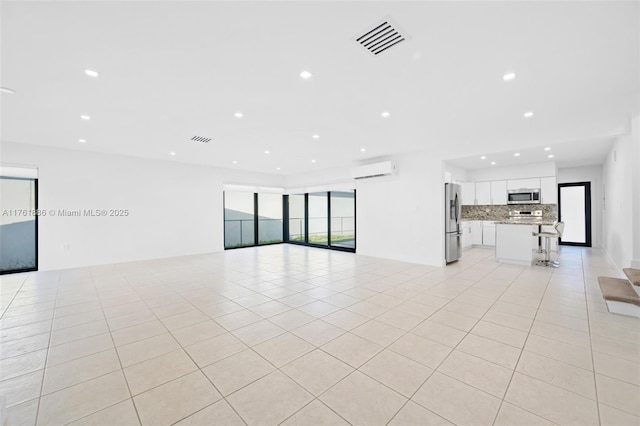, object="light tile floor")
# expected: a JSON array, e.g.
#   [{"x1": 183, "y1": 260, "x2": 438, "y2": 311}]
[{"x1": 1, "y1": 245, "x2": 639, "y2": 425}]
